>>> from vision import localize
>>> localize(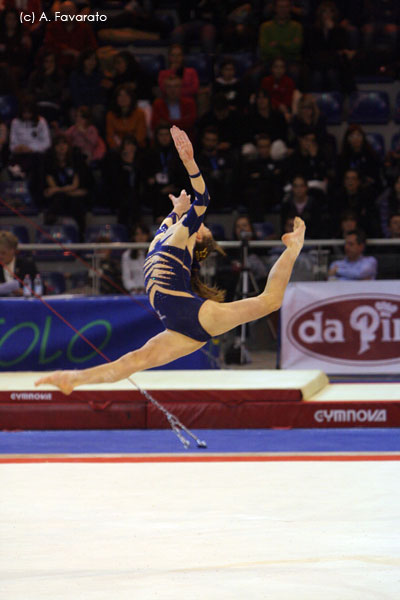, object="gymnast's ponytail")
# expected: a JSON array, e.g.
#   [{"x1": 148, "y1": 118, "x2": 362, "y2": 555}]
[{"x1": 191, "y1": 236, "x2": 226, "y2": 303}]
